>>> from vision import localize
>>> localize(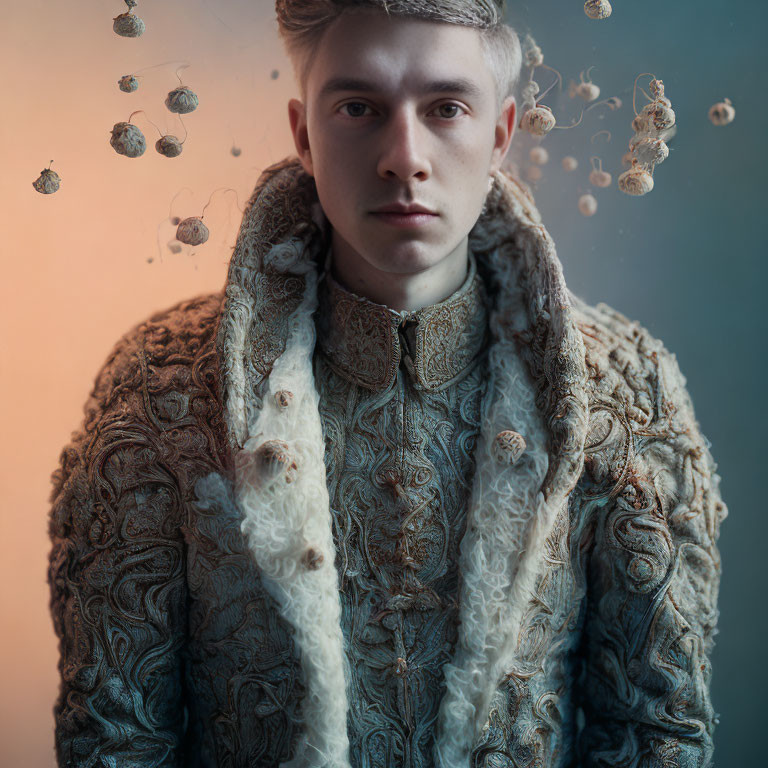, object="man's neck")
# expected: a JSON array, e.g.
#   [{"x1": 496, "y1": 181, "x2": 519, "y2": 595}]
[{"x1": 328, "y1": 235, "x2": 470, "y2": 312}]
